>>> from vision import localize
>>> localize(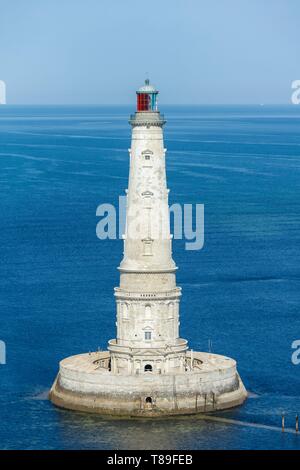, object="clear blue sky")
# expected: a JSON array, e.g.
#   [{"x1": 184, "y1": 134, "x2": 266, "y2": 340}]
[{"x1": 0, "y1": 0, "x2": 299, "y2": 104}]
